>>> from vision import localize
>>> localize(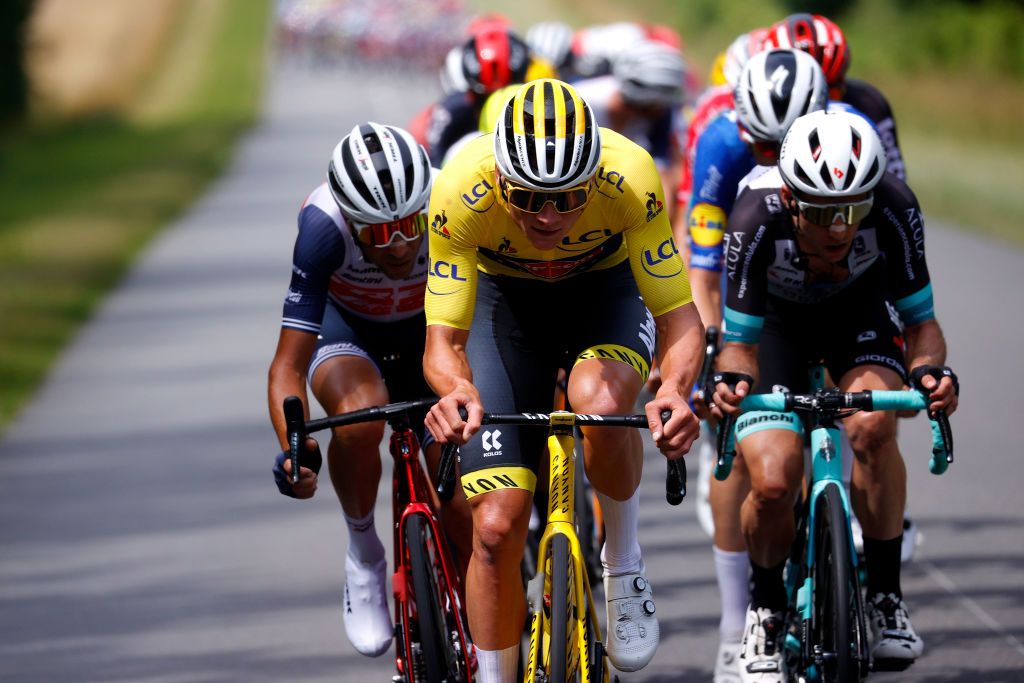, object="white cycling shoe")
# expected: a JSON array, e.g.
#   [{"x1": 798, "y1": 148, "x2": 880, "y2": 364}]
[
  {"x1": 343, "y1": 553, "x2": 393, "y2": 657},
  {"x1": 604, "y1": 565, "x2": 660, "y2": 672},
  {"x1": 738, "y1": 606, "x2": 787, "y2": 683},
  {"x1": 714, "y1": 638, "x2": 743, "y2": 683},
  {"x1": 868, "y1": 593, "x2": 923, "y2": 664}
]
